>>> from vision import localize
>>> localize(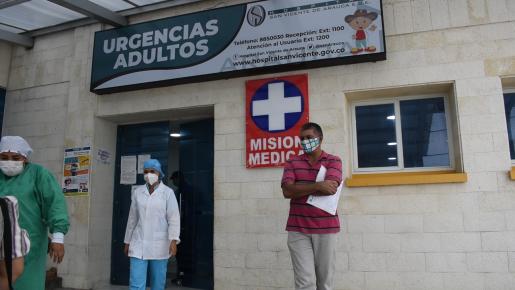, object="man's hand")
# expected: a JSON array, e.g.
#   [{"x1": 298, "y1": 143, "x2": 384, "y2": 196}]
[
  {"x1": 316, "y1": 180, "x2": 339, "y2": 195},
  {"x1": 124, "y1": 244, "x2": 129, "y2": 256},
  {"x1": 49, "y1": 243, "x2": 65, "y2": 264},
  {"x1": 169, "y1": 240, "x2": 177, "y2": 256}
]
